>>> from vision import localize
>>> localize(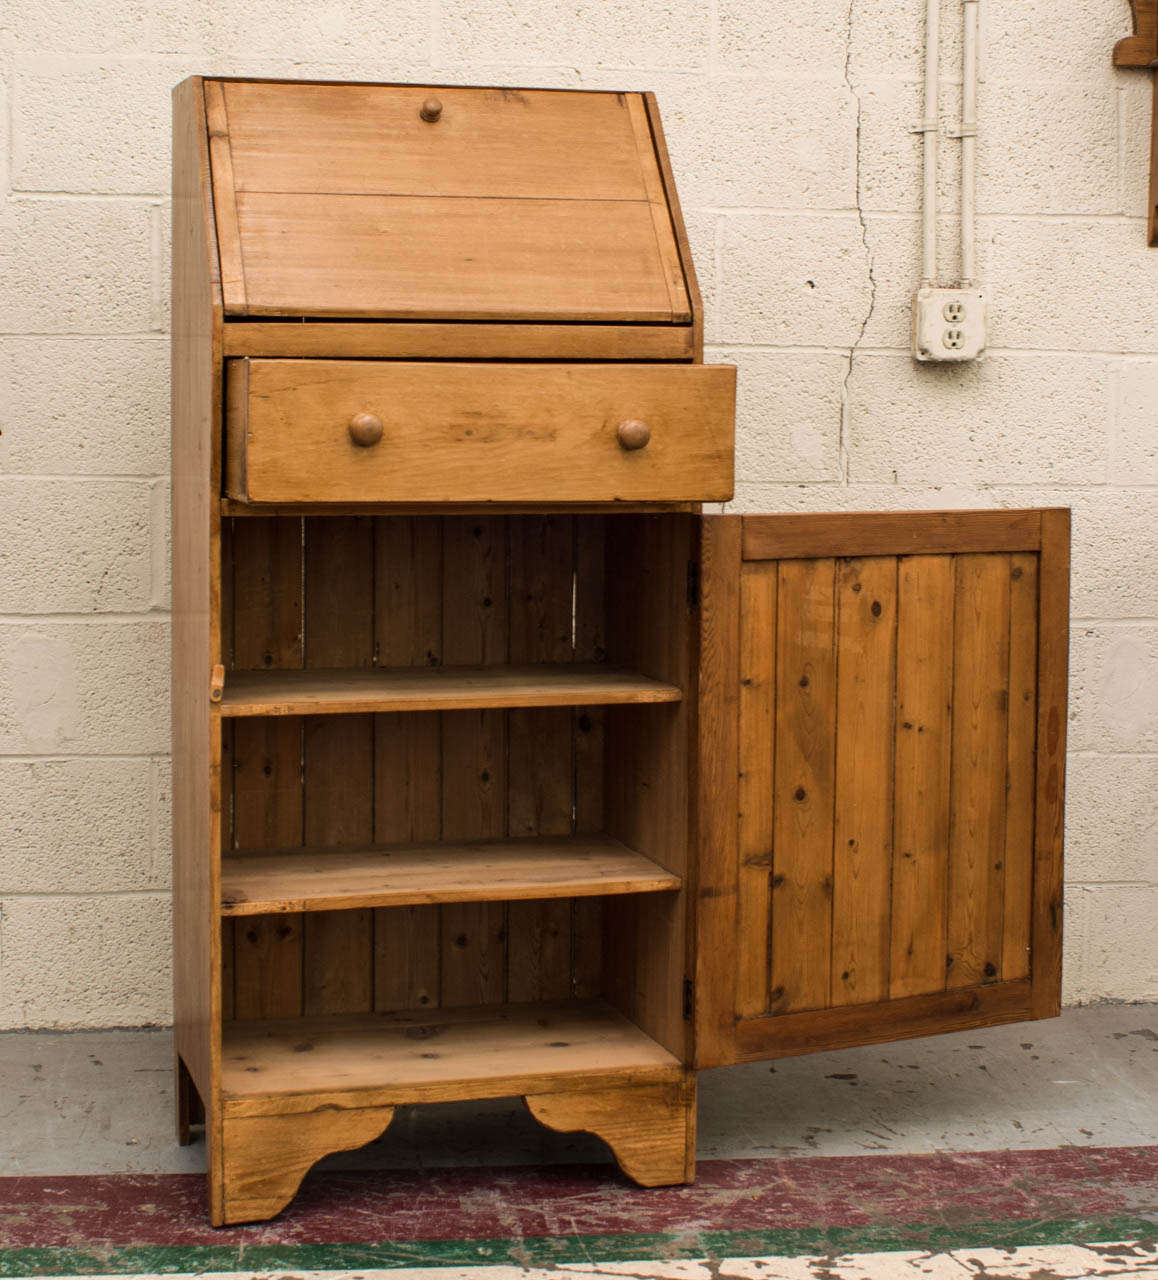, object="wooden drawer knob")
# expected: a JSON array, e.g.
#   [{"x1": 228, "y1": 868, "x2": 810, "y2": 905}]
[
  {"x1": 419, "y1": 97, "x2": 443, "y2": 123},
  {"x1": 616, "y1": 419, "x2": 651, "y2": 451},
  {"x1": 348, "y1": 412, "x2": 384, "y2": 447}
]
